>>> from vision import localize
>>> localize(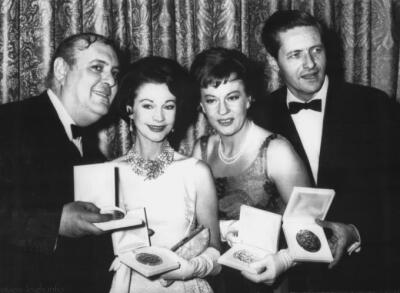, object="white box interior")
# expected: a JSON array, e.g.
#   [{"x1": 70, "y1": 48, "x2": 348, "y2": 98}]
[{"x1": 283, "y1": 187, "x2": 335, "y2": 263}]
